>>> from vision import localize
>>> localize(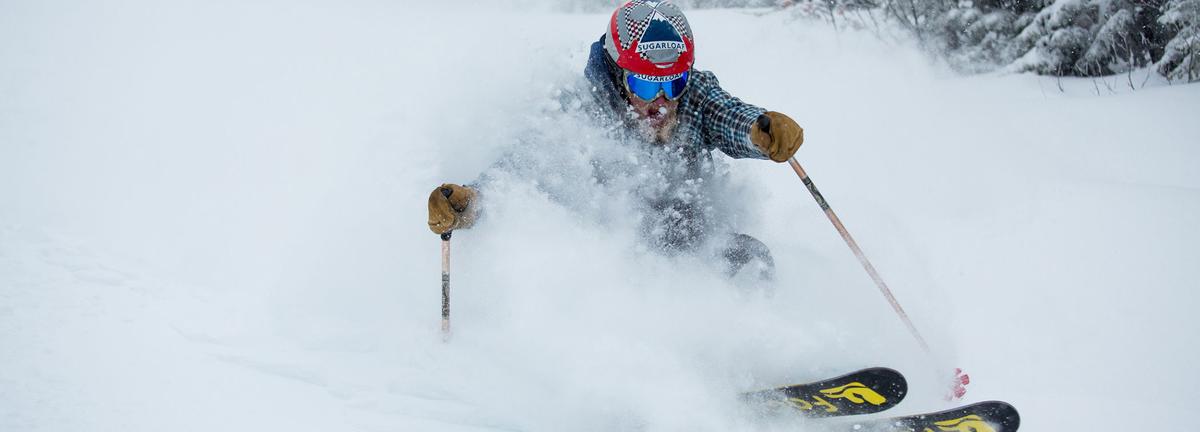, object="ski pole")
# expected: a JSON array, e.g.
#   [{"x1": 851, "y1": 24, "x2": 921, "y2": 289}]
[
  {"x1": 786, "y1": 157, "x2": 932, "y2": 354},
  {"x1": 439, "y1": 187, "x2": 453, "y2": 341},
  {"x1": 440, "y1": 230, "x2": 452, "y2": 340}
]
